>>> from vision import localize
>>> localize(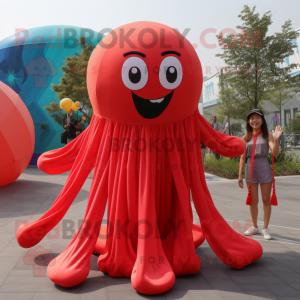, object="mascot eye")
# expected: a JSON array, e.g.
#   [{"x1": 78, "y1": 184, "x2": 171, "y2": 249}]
[
  {"x1": 159, "y1": 56, "x2": 183, "y2": 89},
  {"x1": 129, "y1": 67, "x2": 141, "y2": 83},
  {"x1": 122, "y1": 57, "x2": 148, "y2": 90}
]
